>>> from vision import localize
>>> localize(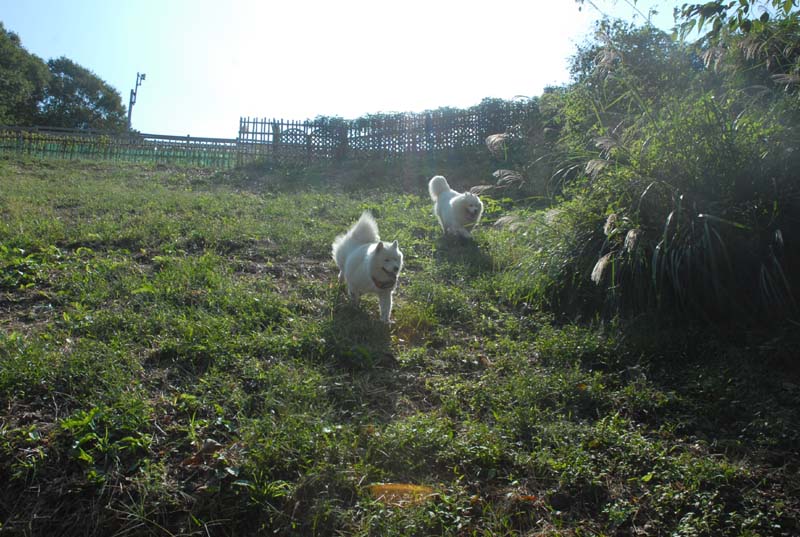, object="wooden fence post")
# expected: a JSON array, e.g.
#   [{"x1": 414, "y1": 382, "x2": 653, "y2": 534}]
[
  {"x1": 272, "y1": 120, "x2": 280, "y2": 148},
  {"x1": 334, "y1": 124, "x2": 348, "y2": 161}
]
